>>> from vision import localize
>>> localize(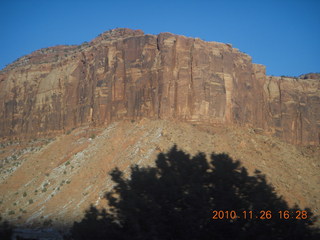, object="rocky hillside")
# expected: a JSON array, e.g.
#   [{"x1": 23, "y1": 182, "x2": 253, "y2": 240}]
[
  {"x1": 0, "y1": 119, "x2": 319, "y2": 228},
  {"x1": 0, "y1": 28, "x2": 319, "y2": 145}
]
